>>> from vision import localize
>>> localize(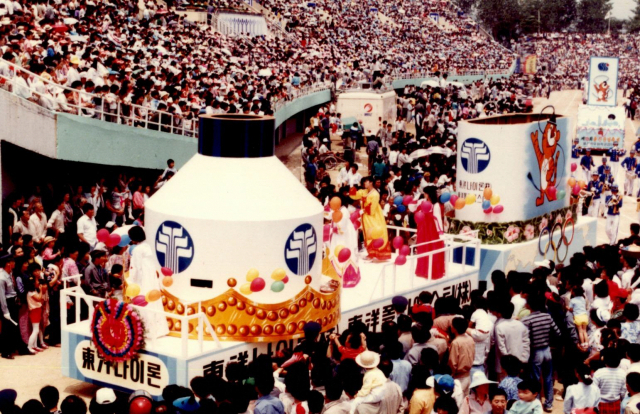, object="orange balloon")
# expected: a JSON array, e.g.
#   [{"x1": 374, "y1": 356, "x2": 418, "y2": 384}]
[
  {"x1": 578, "y1": 180, "x2": 587, "y2": 189},
  {"x1": 455, "y1": 198, "x2": 466, "y2": 210},
  {"x1": 162, "y1": 276, "x2": 173, "y2": 287},
  {"x1": 568, "y1": 177, "x2": 576, "y2": 187},
  {"x1": 483, "y1": 187, "x2": 493, "y2": 200},
  {"x1": 332, "y1": 210, "x2": 343, "y2": 222},
  {"x1": 329, "y1": 197, "x2": 342, "y2": 211}
]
